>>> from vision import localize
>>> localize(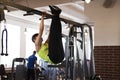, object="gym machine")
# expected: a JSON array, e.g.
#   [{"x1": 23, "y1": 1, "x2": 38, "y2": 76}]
[
  {"x1": 0, "y1": 0, "x2": 100, "y2": 80},
  {"x1": 64, "y1": 24, "x2": 95, "y2": 80},
  {"x1": 11, "y1": 58, "x2": 26, "y2": 80}
]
